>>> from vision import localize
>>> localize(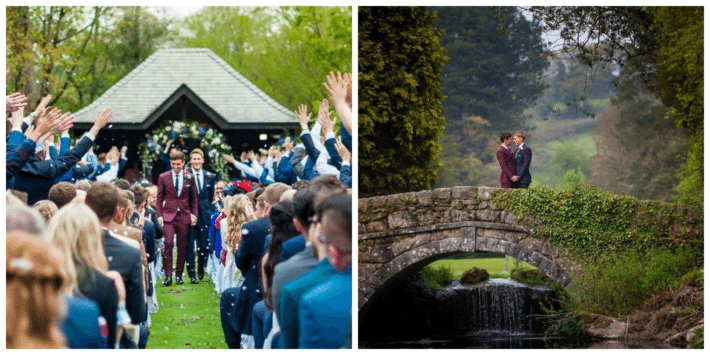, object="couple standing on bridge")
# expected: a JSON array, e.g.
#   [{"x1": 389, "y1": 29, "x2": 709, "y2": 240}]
[{"x1": 497, "y1": 131, "x2": 532, "y2": 189}]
